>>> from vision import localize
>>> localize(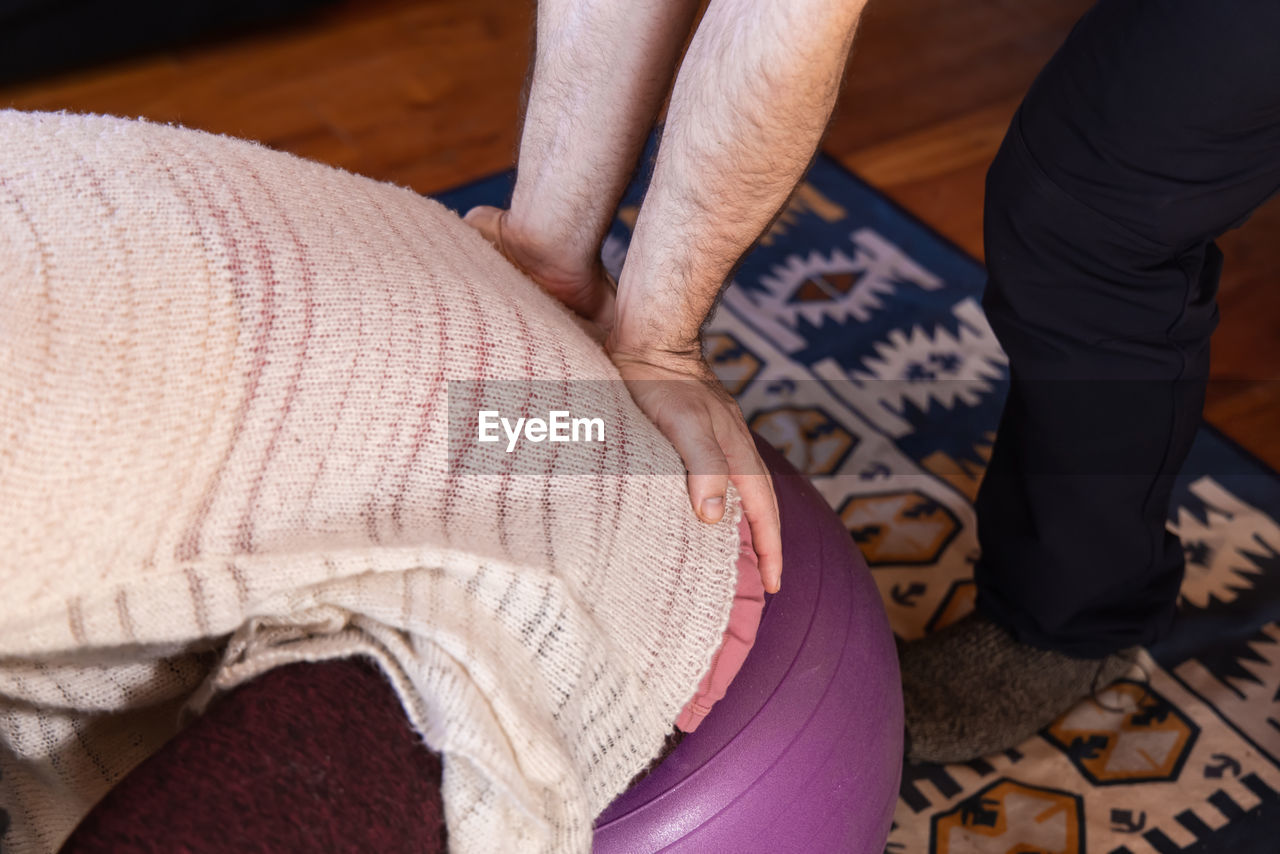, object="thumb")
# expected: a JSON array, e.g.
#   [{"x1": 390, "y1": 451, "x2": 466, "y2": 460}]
[{"x1": 462, "y1": 205, "x2": 505, "y2": 250}]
